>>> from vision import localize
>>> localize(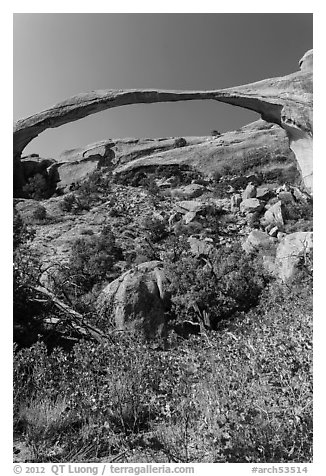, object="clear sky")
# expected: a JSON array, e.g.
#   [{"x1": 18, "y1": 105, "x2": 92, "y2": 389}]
[{"x1": 13, "y1": 13, "x2": 313, "y2": 158}]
